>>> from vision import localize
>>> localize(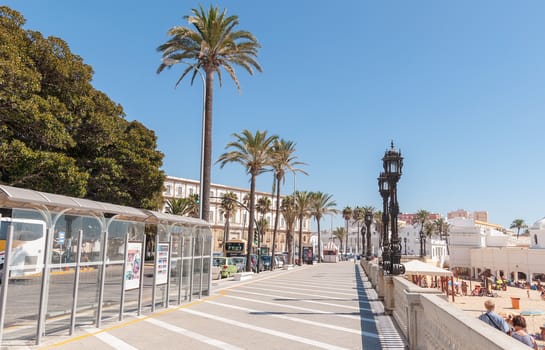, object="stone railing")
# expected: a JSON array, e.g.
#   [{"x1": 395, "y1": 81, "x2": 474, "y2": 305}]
[{"x1": 362, "y1": 261, "x2": 528, "y2": 350}]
